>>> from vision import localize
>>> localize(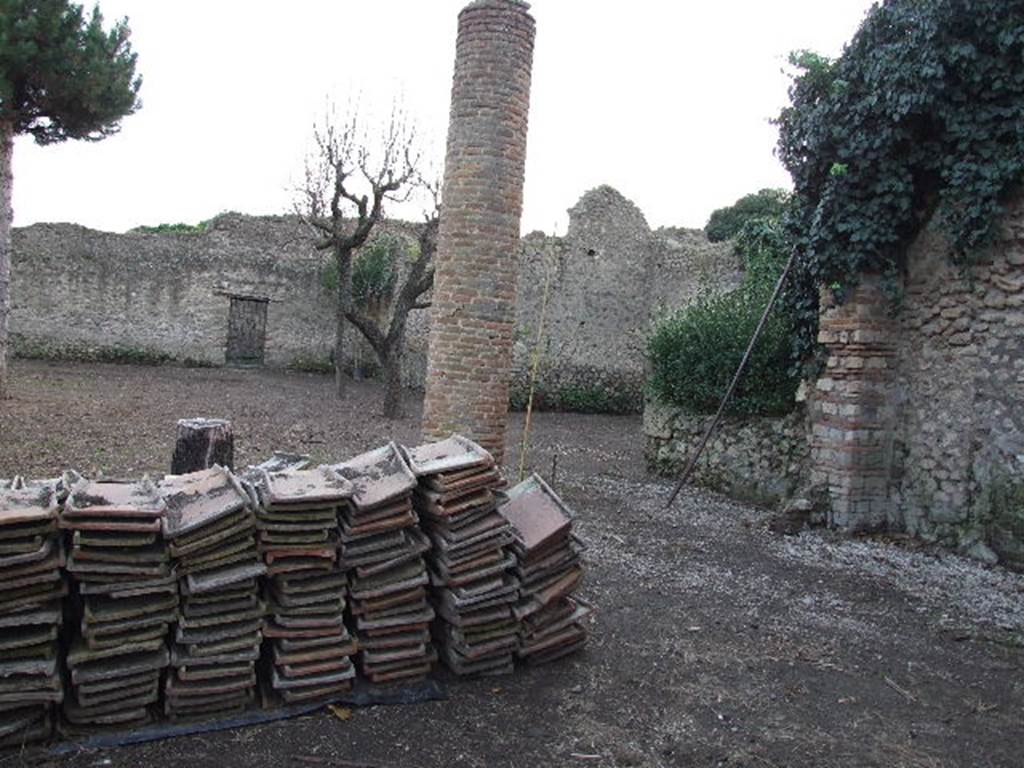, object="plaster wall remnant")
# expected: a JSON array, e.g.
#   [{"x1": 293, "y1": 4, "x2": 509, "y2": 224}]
[{"x1": 421, "y1": 0, "x2": 536, "y2": 462}]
